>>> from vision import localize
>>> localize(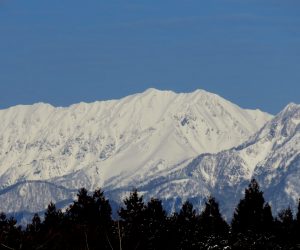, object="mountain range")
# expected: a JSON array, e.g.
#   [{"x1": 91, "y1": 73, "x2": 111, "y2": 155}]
[{"x1": 1, "y1": 88, "x2": 299, "y2": 222}]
